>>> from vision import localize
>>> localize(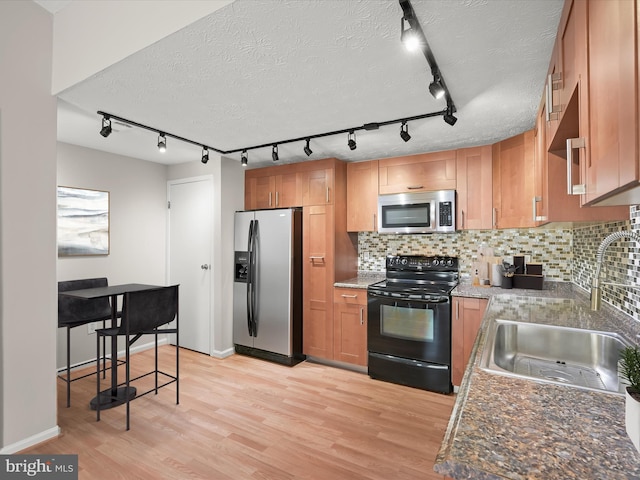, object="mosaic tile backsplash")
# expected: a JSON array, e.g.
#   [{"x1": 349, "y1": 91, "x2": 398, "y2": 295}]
[
  {"x1": 358, "y1": 229, "x2": 574, "y2": 281},
  {"x1": 358, "y1": 206, "x2": 640, "y2": 321}
]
